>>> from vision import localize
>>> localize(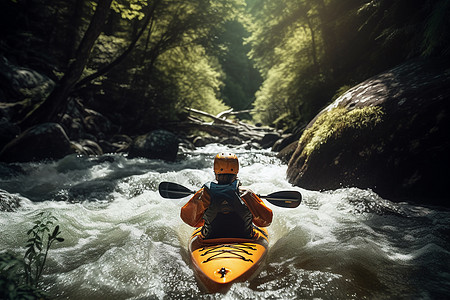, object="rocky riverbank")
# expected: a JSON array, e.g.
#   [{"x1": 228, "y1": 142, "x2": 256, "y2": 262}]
[
  {"x1": 2, "y1": 55, "x2": 449, "y2": 207},
  {"x1": 0, "y1": 56, "x2": 283, "y2": 163}
]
